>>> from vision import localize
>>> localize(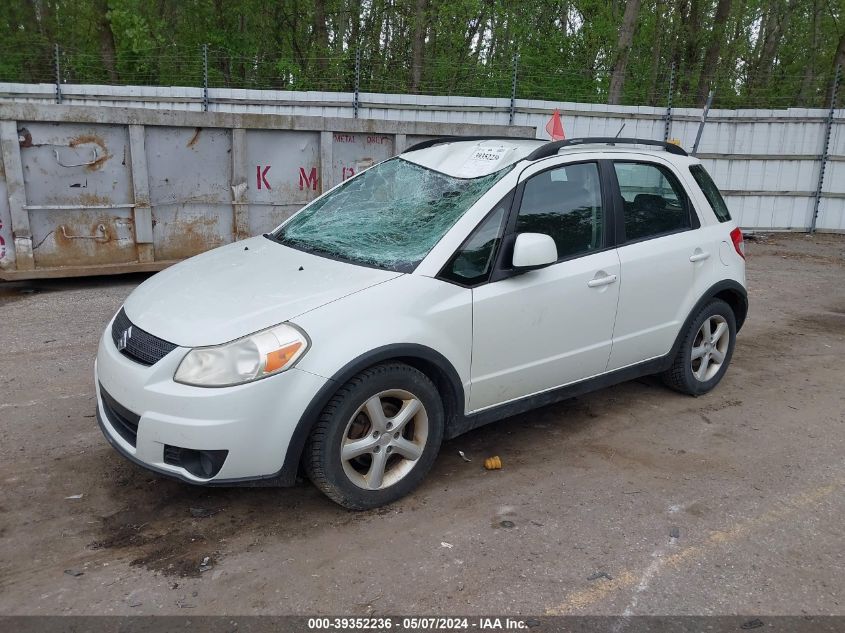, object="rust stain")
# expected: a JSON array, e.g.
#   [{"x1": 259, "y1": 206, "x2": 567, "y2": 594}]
[
  {"x1": 175, "y1": 193, "x2": 225, "y2": 205},
  {"x1": 186, "y1": 127, "x2": 202, "y2": 149},
  {"x1": 35, "y1": 214, "x2": 134, "y2": 268},
  {"x1": 86, "y1": 153, "x2": 111, "y2": 172},
  {"x1": 155, "y1": 214, "x2": 225, "y2": 260},
  {"x1": 77, "y1": 192, "x2": 113, "y2": 206},
  {"x1": 69, "y1": 134, "x2": 105, "y2": 149},
  {"x1": 68, "y1": 134, "x2": 112, "y2": 172},
  {"x1": 53, "y1": 220, "x2": 114, "y2": 246},
  {"x1": 18, "y1": 127, "x2": 33, "y2": 148}
]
